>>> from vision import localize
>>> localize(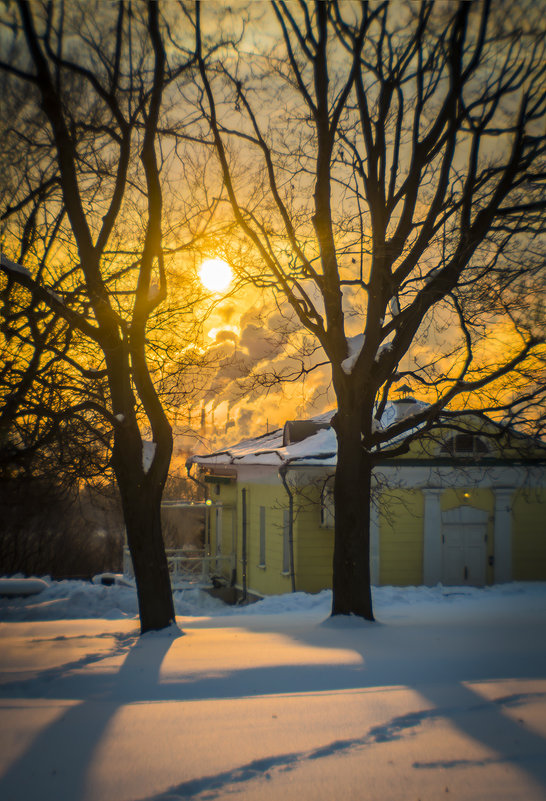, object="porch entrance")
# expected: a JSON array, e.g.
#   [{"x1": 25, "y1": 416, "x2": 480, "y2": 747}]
[{"x1": 442, "y1": 523, "x2": 487, "y2": 586}]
